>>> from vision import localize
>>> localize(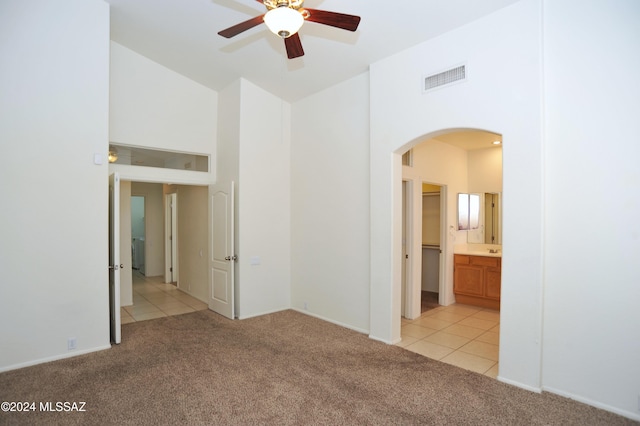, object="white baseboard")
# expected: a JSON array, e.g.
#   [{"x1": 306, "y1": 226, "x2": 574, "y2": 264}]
[
  {"x1": 236, "y1": 307, "x2": 292, "y2": 320},
  {"x1": 0, "y1": 344, "x2": 112, "y2": 374},
  {"x1": 368, "y1": 334, "x2": 401, "y2": 345},
  {"x1": 290, "y1": 308, "x2": 370, "y2": 336},
  {"x1": 542, "y1": 385, "x2": 640, "y2": 422},
  {"x1": 496, "y1": 375, "x2": 543, "y2": 393}
]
